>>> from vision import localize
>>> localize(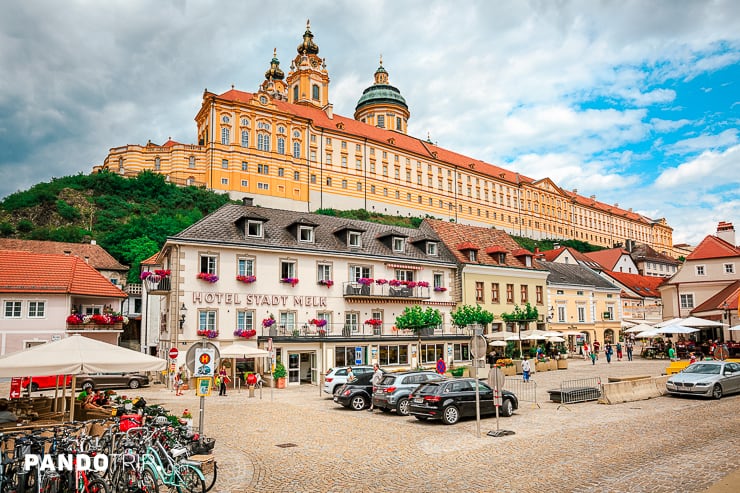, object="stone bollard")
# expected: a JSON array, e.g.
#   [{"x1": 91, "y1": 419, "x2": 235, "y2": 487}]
[{"x1": 249, "y1": 385, "x2": 255, "y2": 398}]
